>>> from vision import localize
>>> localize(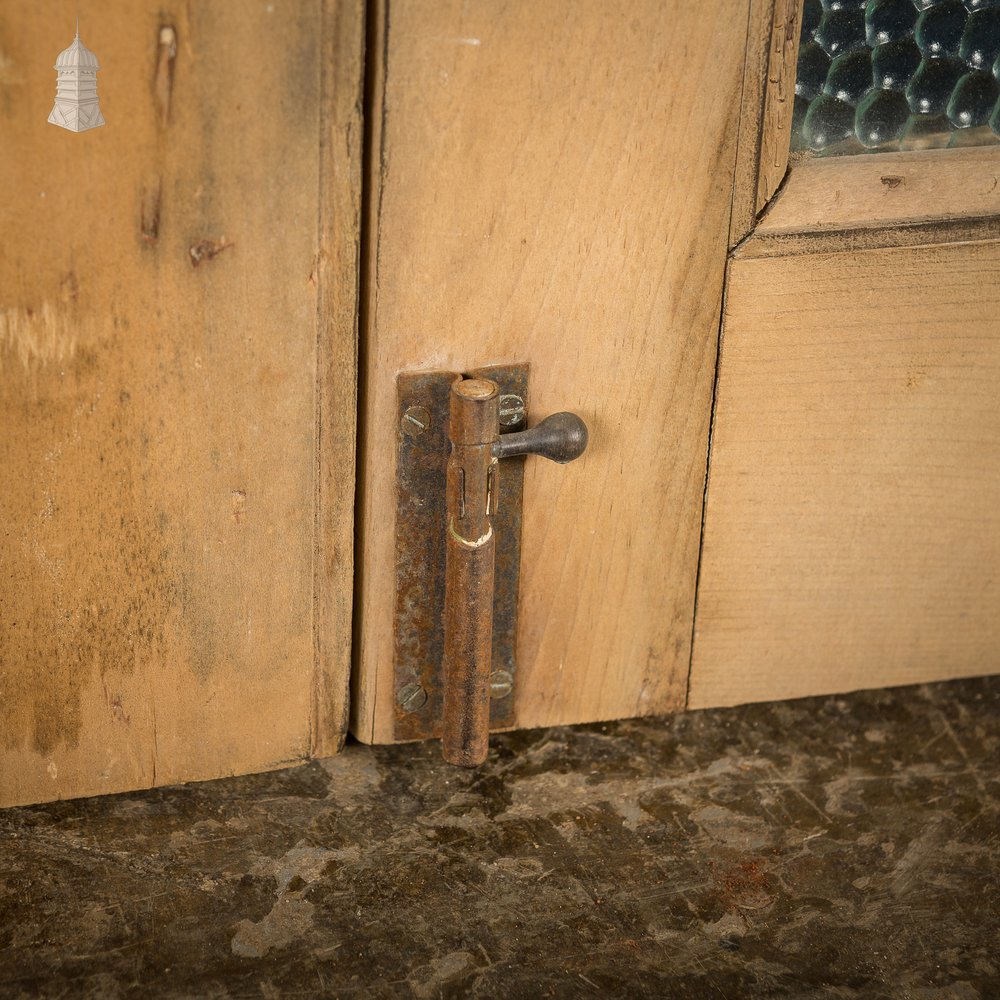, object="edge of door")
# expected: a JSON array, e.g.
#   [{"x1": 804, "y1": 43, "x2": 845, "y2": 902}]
[{"x1": 312, "y1": 0, "x2": 367, "y2": 759}]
